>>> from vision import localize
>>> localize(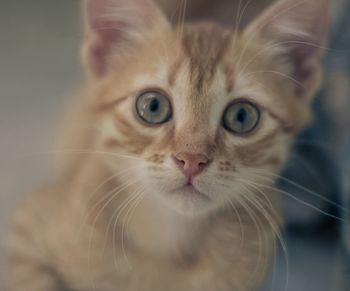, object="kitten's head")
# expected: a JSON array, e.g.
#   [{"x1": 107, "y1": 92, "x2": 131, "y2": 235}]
[{"x1": 82, "y1": 0, "x2": 329, "y2": 215}]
